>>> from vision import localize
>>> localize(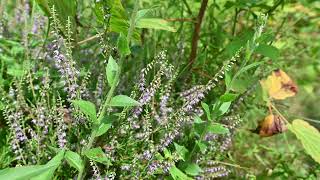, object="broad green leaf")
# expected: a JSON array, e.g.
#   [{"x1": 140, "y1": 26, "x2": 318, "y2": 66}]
[
  {"x1": 169, "y1": 166, "x2": 193, "y2": 180},
  {"x1": 83, "y1": 147, "x2": 111, "y2": 165},
  {"x1": 225, "y1": 71, "x2": 232, "y2": 89},
  {"x1": 136, "y1": 8, "x2": 157, "y2": 22},
  {"x1": 288, "y1": 119, "x2": 320, "y2": 164},
  {"x1": 72, "y1": 100, "x2": 97, "y2": 123},
  {"x1": 106, "y1": 0, "x2": 140, "y2": 41},
  {"x1": 32, "y1": 150, "x2": 65, "y2": 180},
  {"x1": 208, "y1": 124, "x2": 229, "y2": 134},
  {"x1": 136, "y1": 18, "x2": 176, "y2": 32},
  {"x1": 0, "y1": 150, "x2": 65, "y2": 180},
  {"x1": 65, "y1": 151, "x2": 84, "y2": 172},
  {"x1": 255, "y1": 44, "x2": 280, "y2": 60},
  {"x1": 109, "y1": 95, "x2": 140, "y2": 107},
  {"x1": 184, "y1": 163, "x2": 203, "y2": 176},
  {"x1": 196, "y1": 140, "x2": 207, "y2": 153},
  {"x1": 220, "y1": 93, "x2": 238, "y2": 102},
  {"x1": 117, "y1": 33, "x2": 131, "y2": 56},
  {"x1": 163, "y1": 148, "x2": 173, "y2": 159},
  {"x1": 174, "y1": 143, "x2": 189, "y2": 161},
  {"x1": 95, "y1": 123, "x2": 112, "y2": 137},
  {"x1": 194, "y1": 115, "x2": 205, "y2": 124},
  {"x1": 94, "y1": 116, "x2": 114, "y2": 137},
  {"x1": 106, "y1": 56, "x2": 119, "y2": 87},
  {"x1": 218, "y1": 102, "x2": 232, "y2": 116},
  {"x1": 225, "y1": 30, "x2": 254, "y2": 56},
  {"x1": 201, "y1": 102, "x2": 211, "y2": 121},
  {"x1": 0, "y1": 165, "x2": 57, "y2": 180}
]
